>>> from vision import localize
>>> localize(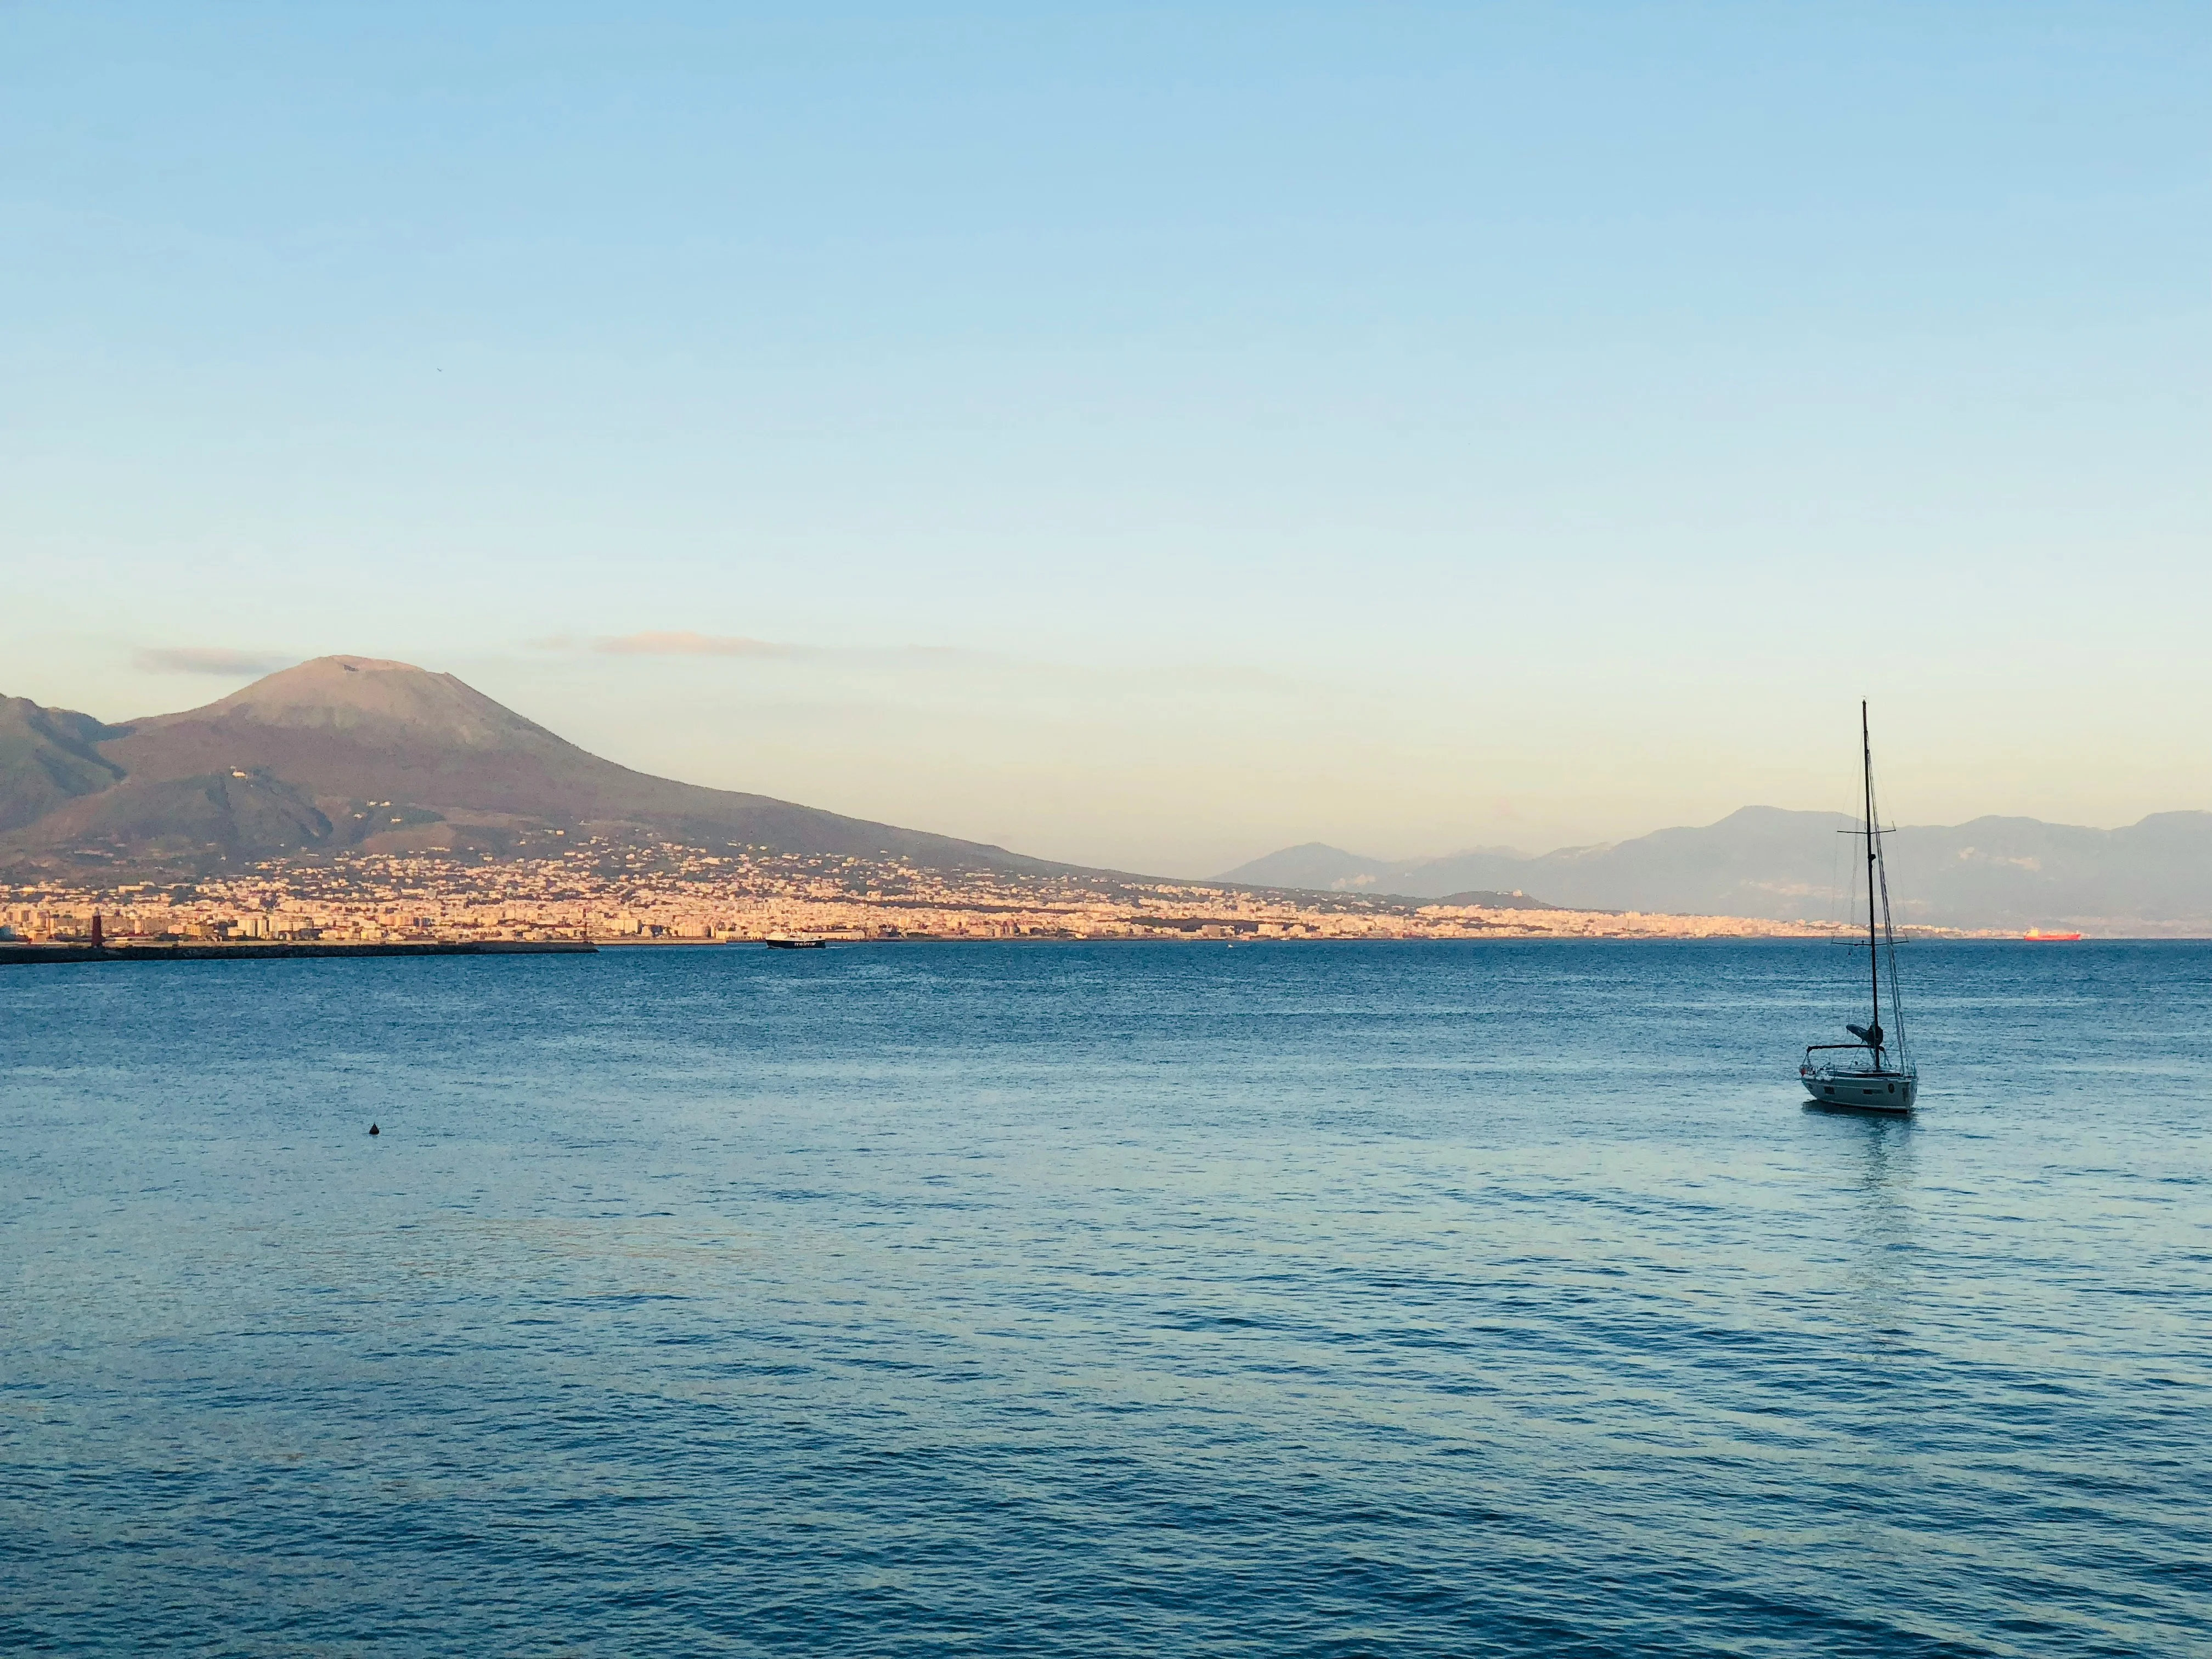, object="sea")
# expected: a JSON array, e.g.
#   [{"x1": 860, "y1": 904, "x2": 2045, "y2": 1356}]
[{"x1": 3, "y1": 940, "x2": 2207, "y2": 1656}]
